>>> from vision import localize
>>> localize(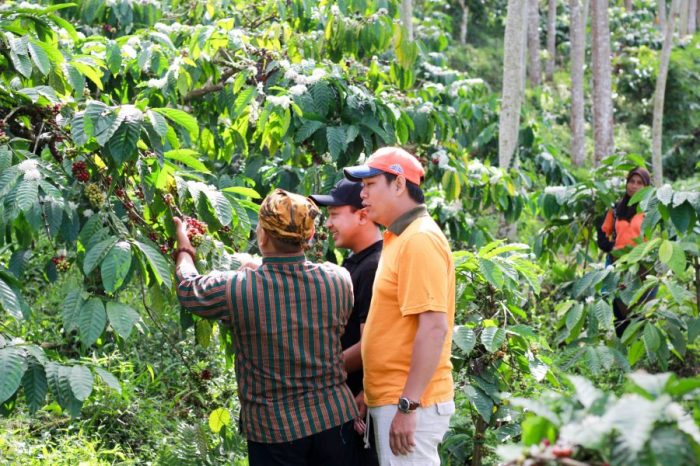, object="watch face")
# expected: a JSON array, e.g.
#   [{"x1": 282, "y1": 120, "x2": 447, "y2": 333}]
[{"x1": 398, "y1": 398, "x2": 409, "y2": 411}]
